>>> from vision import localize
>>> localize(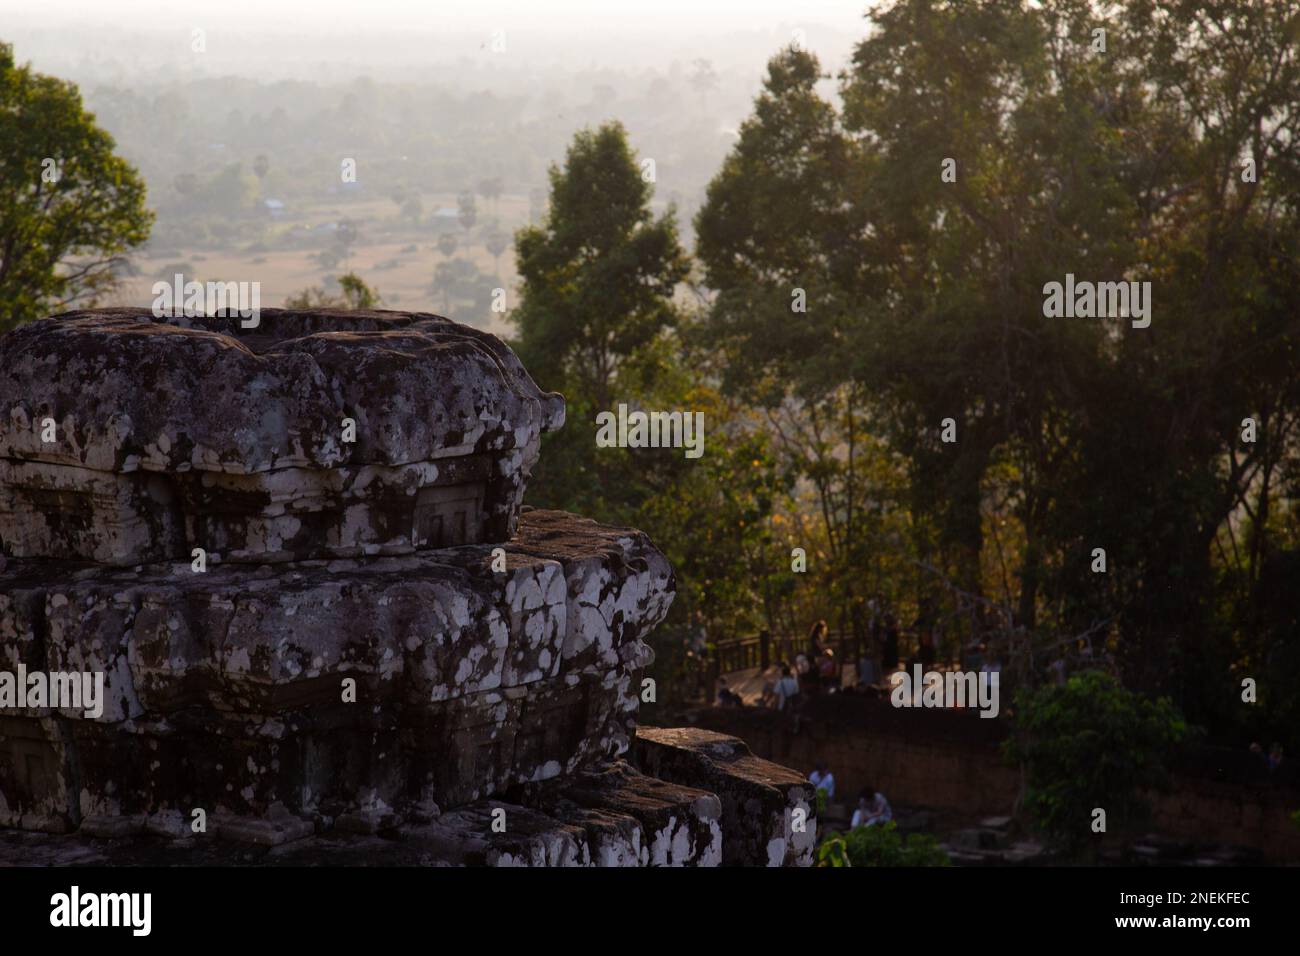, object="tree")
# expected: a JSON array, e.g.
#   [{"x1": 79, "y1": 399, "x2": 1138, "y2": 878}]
[
  {"x1": 689, "y1": 58, "x2": 719, "y2": 109},
  {"x1": 456, "y1": 191, "x2": 477, "y2": 238},
  {"x1": 484, "y1": 229, "x2": 508, "y2": 276},
  {"x1": 0, "y1": 42, "x2": 153, "y2": 332},
  {"x1": 506, "y1": 125, "x2": 791, "y2": 695},
  {"x1": 198, "y1": 163, "x2": 258, "y2": 215},
  {"x1": 400, "y1": 194, "x2": 423, "y2": 225},
  {"x1": 173, "y1": 172, "x2": 199, "y2": 198},
  {"x1": 512, "y1": 121, "x2": 689, "y2": 407},
  {"x1": 694, "y1": 46, "x2": 881, "y2": 631},
  {"x1": 476, "y1": 176, "x2": 503, "y2": 213},
  {"x1": 430, "y1": 257, "x2": 494, "y2": 323},
  {"x1": 1004, "y1": 671, "x2": 1187, "y2": 858},
  {"x1": 697, "y1": 2, "x2": 1300, "y2": 724},
  {"x1": 284, "y1": 272, "x2": 381, "y2": 309}
]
